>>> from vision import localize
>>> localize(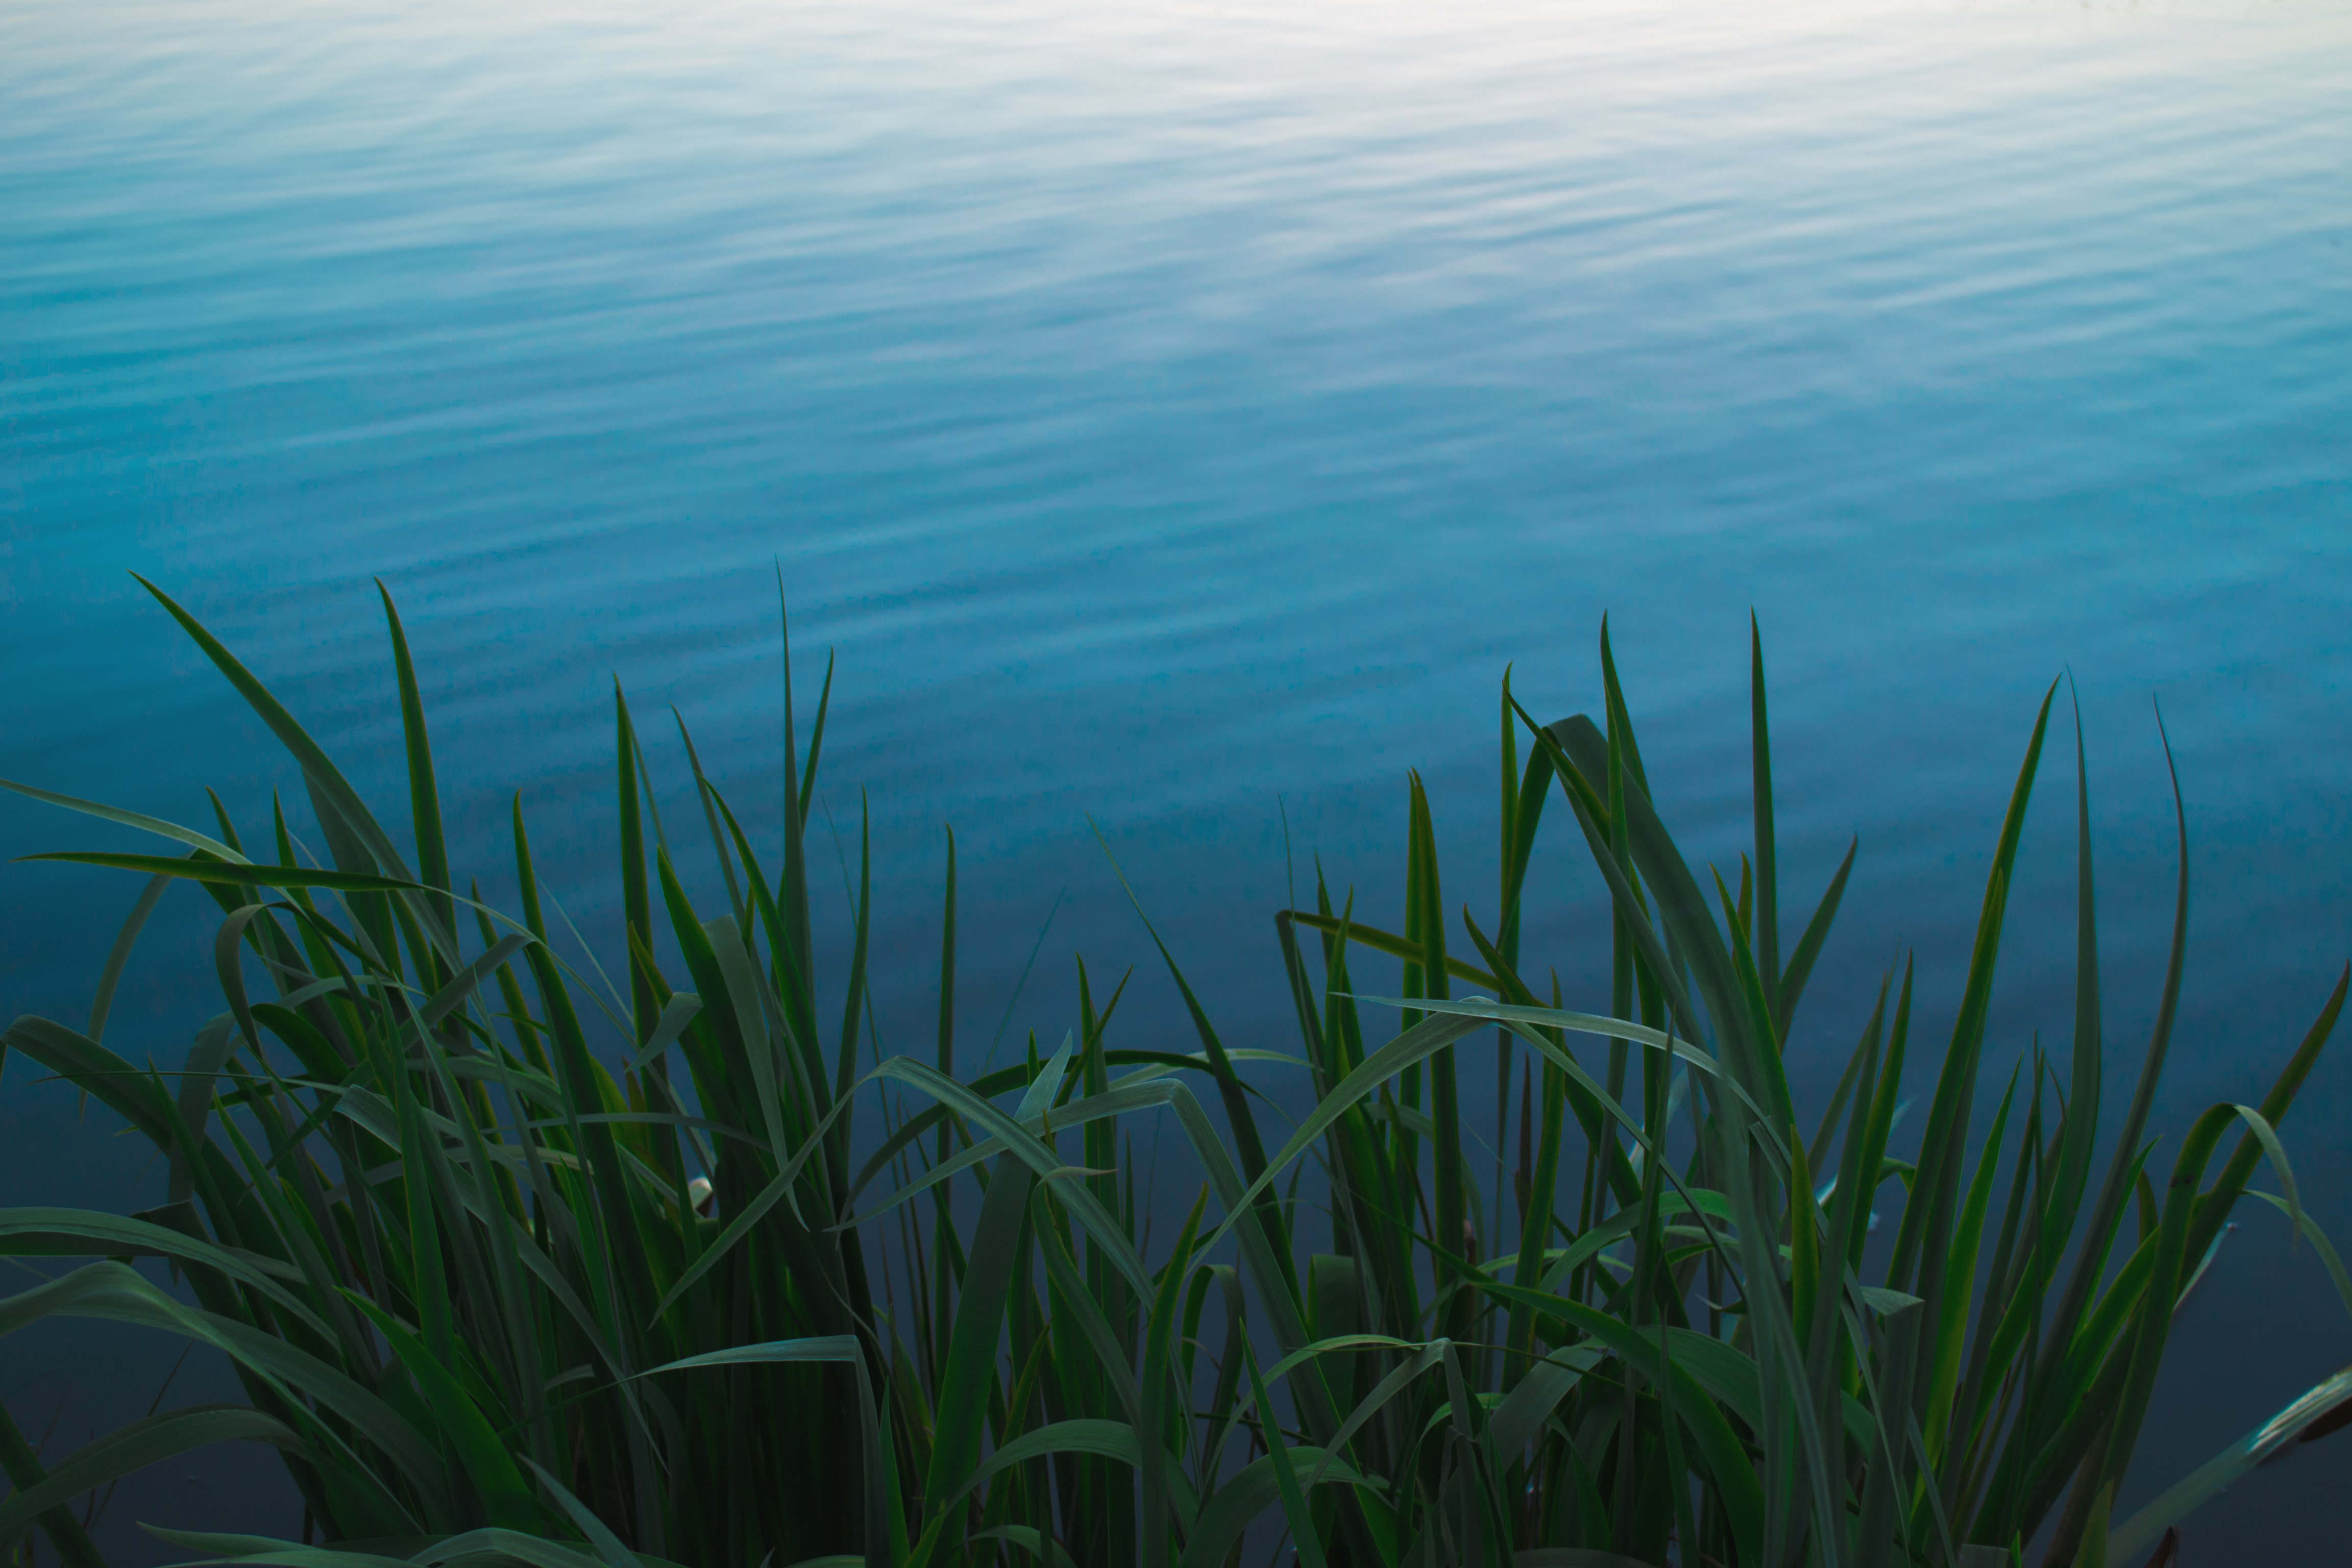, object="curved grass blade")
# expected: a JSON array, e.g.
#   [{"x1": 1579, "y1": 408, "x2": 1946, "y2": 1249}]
[
  {"x1": 5, "y1": 1261, "x2": 452, "y2": 1522},
  {"x1": 0, "y1": 776, "x2": 248, "y2": 864},
  {"x1": 23, "y1": 851, "x2": 421, "y2": 894},
  {"x1": 522, "y1": 1457, "x2": 645, "y2": 1568},
  {"x1": 1175, "y1": 1447, "x2": 1379, "y2": 1568},
  {"x1": 636, "y1": 1337, "x2": 885, "y2": 1568},
  {"x1": 89, "y1": 870, "x2": 173, "y2": 1045},
  {"x1": 0, "y1": 1406, "x2": 309, "y2": 1557},
  {"x1": 2105, "y1": 1364, "x2": 2352, "y2": 1561}
]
